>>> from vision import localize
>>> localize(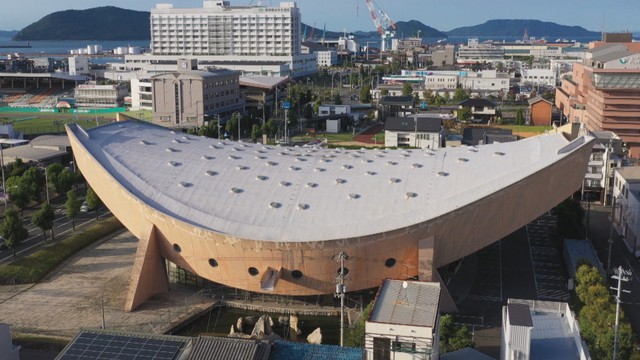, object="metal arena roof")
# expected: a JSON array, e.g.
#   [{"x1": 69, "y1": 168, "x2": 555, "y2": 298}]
[{"x1": 67, "y1": 120, "x2": 592, "y2": 243}]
